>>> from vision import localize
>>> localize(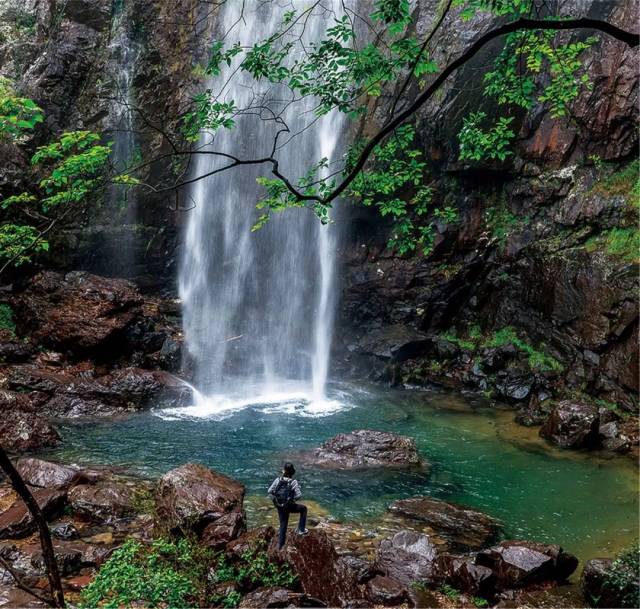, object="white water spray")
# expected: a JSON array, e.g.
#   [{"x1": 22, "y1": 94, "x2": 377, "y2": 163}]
[{"x1": 178, "y1": 2, "x2": 347, "y2": 416}]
